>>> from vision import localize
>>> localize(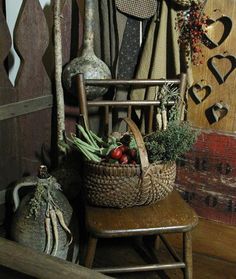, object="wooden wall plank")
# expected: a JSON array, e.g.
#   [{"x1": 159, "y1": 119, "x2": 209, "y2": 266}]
[
  {"x1": 180, "y1": 0, "x2": 236, "y2": 225},
  {"x1": 0, "y1": 95, "x2": 53, "y2": 121},
  {"x1": 187, "y1": 0, "x2": 236, "y2": 132},
  {"x1": 14, "y1": 0, "x2": 52, "y2": 175},
  {"x1": 0, "y1": 4, "x2": 12, "y2": 90},
  {"x1": 0, "y1": 3, "x2": 20, "y2": 192},
  {"x1": 166, "y1": 217, "x2": 236, "y2": 263},
  {"x1": 61, "y1": 0, "x2": 72, "y2": 66},
  {"x1": 176, "y1": 130, "x2": 236, "y2": 225}
]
